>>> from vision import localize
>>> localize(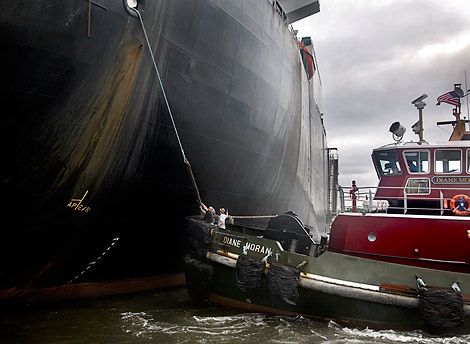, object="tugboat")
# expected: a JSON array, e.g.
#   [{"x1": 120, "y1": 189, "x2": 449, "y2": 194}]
[{"x1": 184, "y1": 85, "x2": 470, "y2": 333}]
